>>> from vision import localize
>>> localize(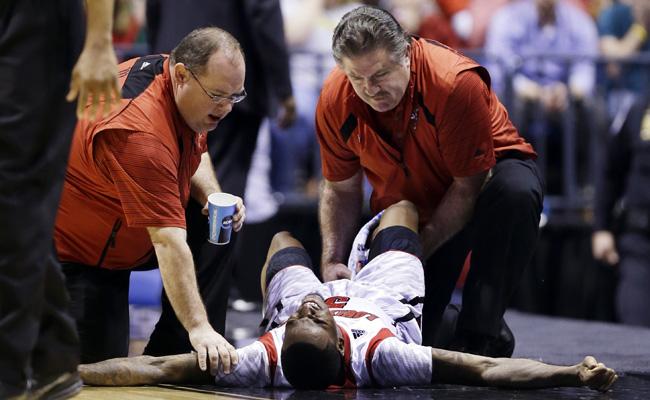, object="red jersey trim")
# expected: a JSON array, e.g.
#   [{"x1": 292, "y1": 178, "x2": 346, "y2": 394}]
[
  {"x1": 328, "y1": 324, "x2": 356, "y2": 389},
  {"x1": 259, "y1": 332, "x2": 278, "y2": 386},
  {"x1": 365, "y1": 328, "x2": 395, "y2": 386}
]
